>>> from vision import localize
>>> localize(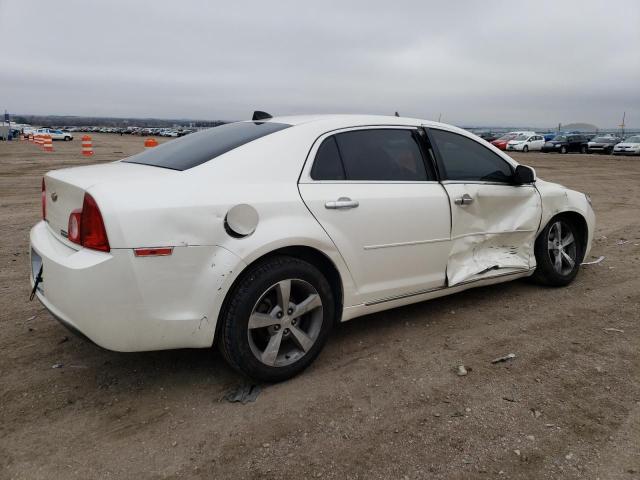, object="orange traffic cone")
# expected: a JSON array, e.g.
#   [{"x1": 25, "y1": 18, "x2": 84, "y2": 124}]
[
  {"x1": 144, "y1": 138, "x2": 158, "y2": 148},
  {"x1": 28, "y1": 133, "x2": 34, "y2": 143},
  {"x1": 35, "y1": 135, "x2": 43, "y2": 148},
  {"x1": 43, "y1": 135, "x2": 54, "y2": 152},
  {"x1": 82, "y1": 135, "x2": 93, "y2": 156}
]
